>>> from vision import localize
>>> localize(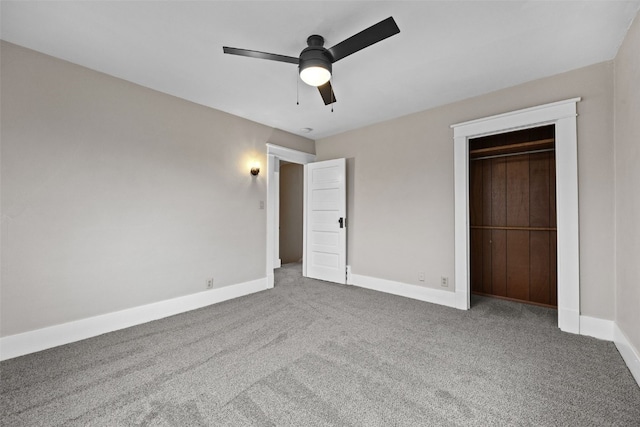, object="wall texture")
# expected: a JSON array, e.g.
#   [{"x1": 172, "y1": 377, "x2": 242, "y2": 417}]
[
  {"x1": 0, "y1": 41, "x2": 313, "y2": 337},
  {"x1": 316, "y1": 61, "x2": 616, "y2": 320},
  {"x1": 279, "y1": 163, "x2": 304, "y2": 264},
  {"x1": 614, "y1": 13, "x2": 640, "y2": 354}
]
